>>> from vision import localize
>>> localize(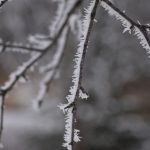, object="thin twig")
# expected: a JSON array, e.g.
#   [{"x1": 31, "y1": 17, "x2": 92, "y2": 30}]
[
  {"x1": 0, "y1": 0, "x2": 8, "y2": 8},
  {"x1": 59, "y1": 1, "x2": 99, "y2": 150},
  {"x1": 34, "y1": 26, "x2": 69, "y2": 109},
  {"x1": 71, "y1": 1, "x2": 99, "y2": 149},
  {"x1": 0, "y1": 42, "x2": 43, "y2": 53},
  {"x1": 101, "y1": 0, "x2": 150, "y2": 30}
]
